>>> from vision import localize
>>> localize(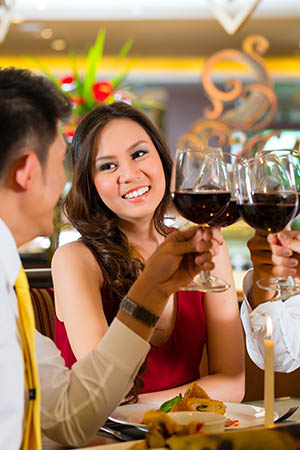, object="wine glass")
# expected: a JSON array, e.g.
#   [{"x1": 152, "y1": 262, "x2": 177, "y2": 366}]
[
  {"x1": 170, "y1": 147, "x2": 231, "y2": 292},
  {"x1": 235, "y1": 153, "x2": 299, "y2": 299},
  {"x1": 207, "y1": 153, "x2": 241, "y2": 228},
  {"x1": 255, "y1": 148, "x2": 300, "y2": 218}
]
